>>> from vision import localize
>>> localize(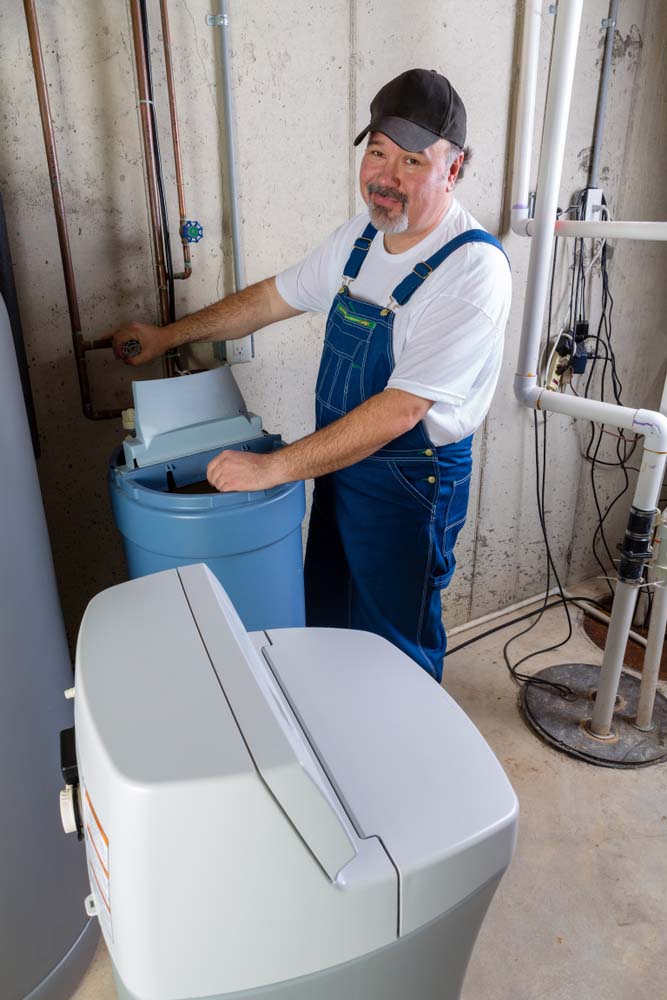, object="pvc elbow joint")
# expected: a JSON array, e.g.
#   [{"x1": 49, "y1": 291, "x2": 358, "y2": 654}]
[
  {"x1": 513, "y1": 375, "x2": 542, "y2": 410},
  {"x1": 633, "y1": 409, "x2": 667, "y2": 453}
]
